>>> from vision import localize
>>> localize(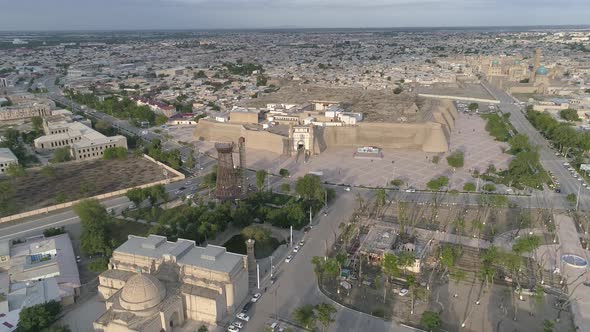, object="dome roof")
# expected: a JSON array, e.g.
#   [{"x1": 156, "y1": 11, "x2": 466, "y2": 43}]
[
  {"x1": 536, "y1": 66, "x2": 549, "y2": 75},
  {"x1": 492, "y1": 59, "x2": 499, "y2": 65},
  {"x1": 120, "y1": 273, "x2": 166, "y2": 311}
]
